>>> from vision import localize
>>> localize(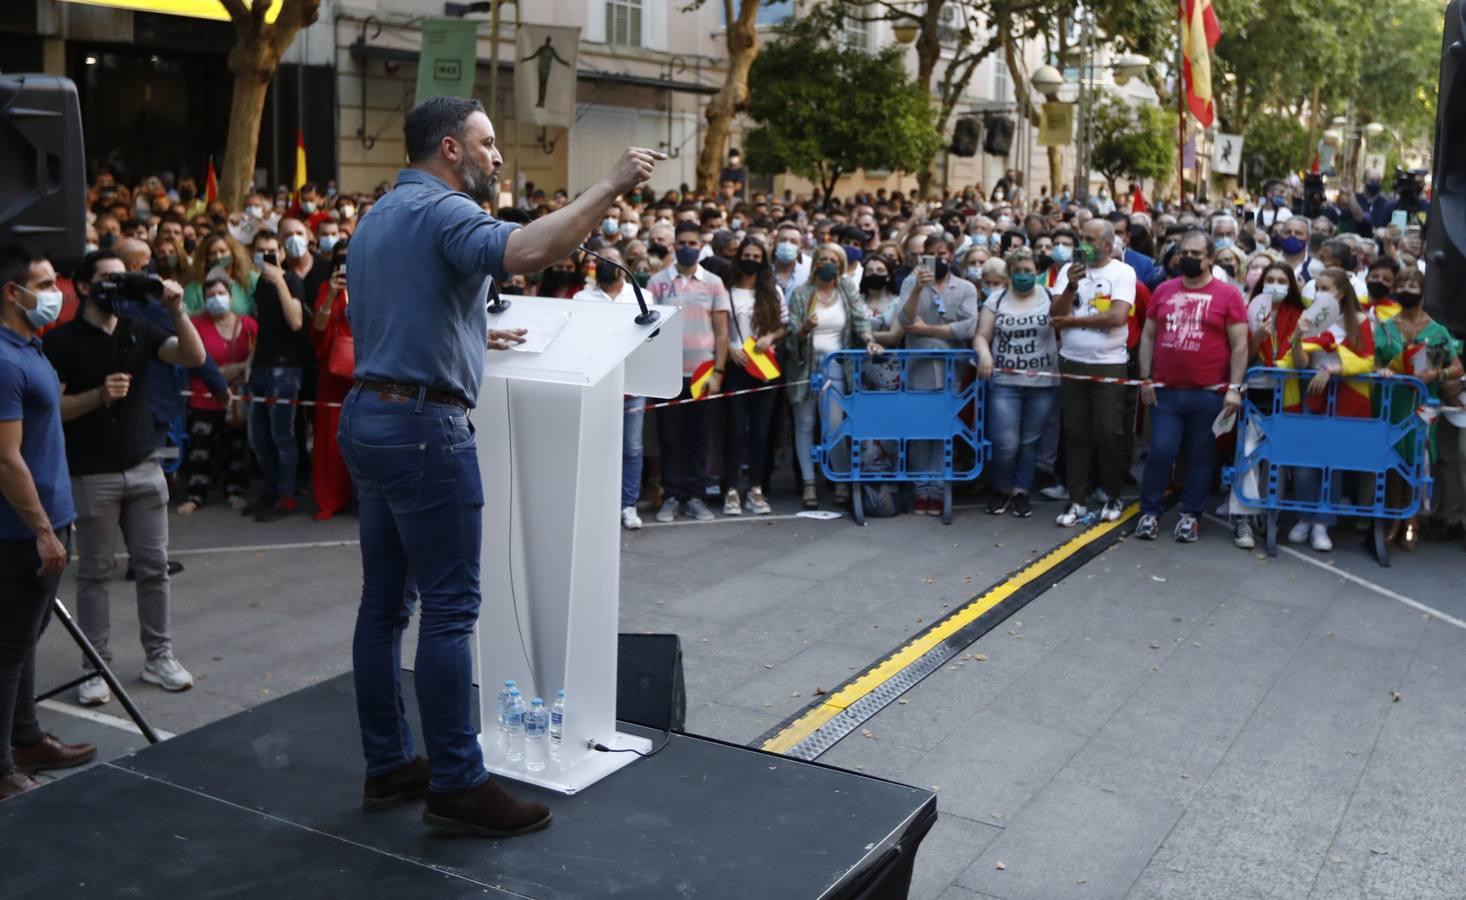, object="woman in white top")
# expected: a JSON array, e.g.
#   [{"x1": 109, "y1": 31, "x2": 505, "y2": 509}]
[
  {"x1": 720, "y1": 237, "x2": 787, "y2": 516},
  {"x1": 973, "y1": 248, "x2": 1060, "y2": 519}
]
